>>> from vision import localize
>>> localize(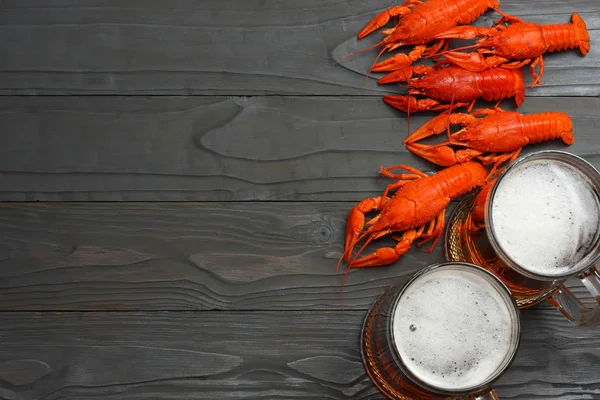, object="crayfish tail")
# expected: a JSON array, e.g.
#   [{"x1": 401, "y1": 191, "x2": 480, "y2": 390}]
[{"x1": 572, "y1": 13, "x2": 590, "y2": 55}]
